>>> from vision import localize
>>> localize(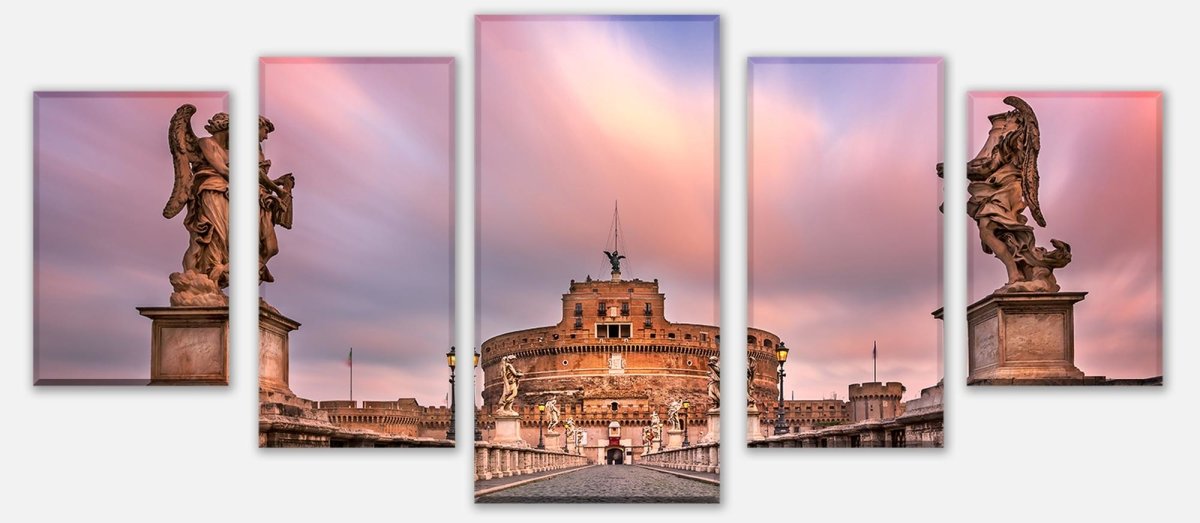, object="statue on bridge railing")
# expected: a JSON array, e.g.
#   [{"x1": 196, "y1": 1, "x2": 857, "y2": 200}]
[
  {"x1": 666, "y1": 399, "x2": 683, "y2": 431},
  {"x1": 650, "y1": 410, "x2": 664, "y2": 444},
  {"x1": 496, "y1": 354, "x2": 523, "y2": 416},
  {"x1": 642, "y1": 425, "x2": 654, "y2": 452},
  {"x1": 967, "y1": 95, "x2": 1072, "y2": 293},
  {"x1": 747, "y1": 355, "x2": 757, "y2": 407},
  {"x1": 707, "y1": 356, "x2": 720, "y2": 409},
  {"x1": 562, "y1": 417, "x2": 576, "y2": 450},
  {"x1": 545, "y1": 396, "x2": 560, "y2": 432}
]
